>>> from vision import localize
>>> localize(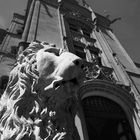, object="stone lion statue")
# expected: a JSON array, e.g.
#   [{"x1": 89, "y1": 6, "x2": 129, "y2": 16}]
[{"x1": 0, "y1": 42, "x2": 84, "y2": 140}]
